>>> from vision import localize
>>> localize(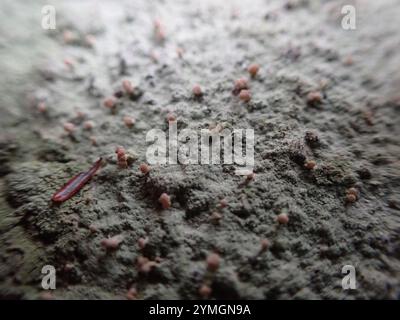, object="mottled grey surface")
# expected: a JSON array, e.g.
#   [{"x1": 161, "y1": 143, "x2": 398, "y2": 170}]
[{"x1": 0, "y1": 0, "x2": 399, "y2": 299}]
